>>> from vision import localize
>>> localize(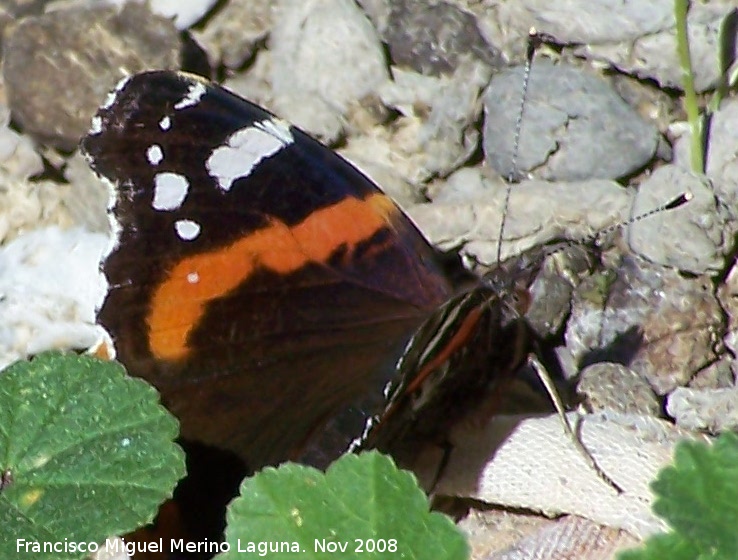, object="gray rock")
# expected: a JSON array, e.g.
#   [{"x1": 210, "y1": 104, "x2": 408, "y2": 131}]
[
  {"x1": 410, "y1": 175, "x2": 633, "y2": 264},
  {"x1": 565, "y1": 254, "x2": 723, "y2": 395},
  {"x1": 667, "y1": 387, "x2": 738, "y2": 432},
  {"x1": 192, "y1": 0, "x2": 272, "y2": 69},
  {"x1": 580, "y1": 1, "x2": 735, "y2": 92},
  {"x1": 338, "y1": 61, "x2": 491, "y2": 187},
  {"x1": 475, "y1": 0, "x2": 734, "y2": 92},
  {"x1": 718, "y1": 258, "x2": 738, "y2": 360},
  {"x1": 688, "y1": 358, "x2": 735, "y2": 390},
  {"x1": 378, "y1": 0, "x2": 503, "y2": 76},
  {"x1": 628, "y1": 165, "x2": 727, "y2": 274},
  {"x1": 674, "y1": 98, "x2": 738, "y2": 220},
  {"x1": 269, "y1": 0, "x2": 389, "y2": 142},
  {"x1": 483, "y1": 61, "x2": 658, "y2": 181},
  {"x1": 382, "y1": 61, "x2": 492, "y2": 180},
  {"x1": 577, "y1": 362, "x2": 661, "y2": 416},
  {"x1": 526, "y1": 246, "x2": 593, "y2": 339}
]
